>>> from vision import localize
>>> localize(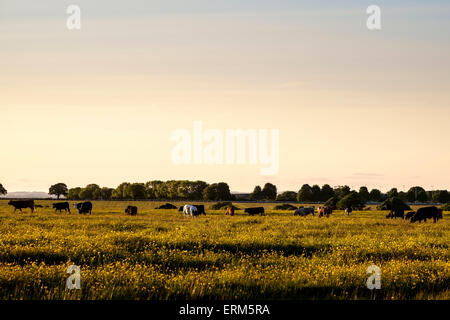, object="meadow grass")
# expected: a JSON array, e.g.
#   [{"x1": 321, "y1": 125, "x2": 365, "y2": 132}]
[{"x1": 0, "y1": 200, "x2": 448, "y2": 300}]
